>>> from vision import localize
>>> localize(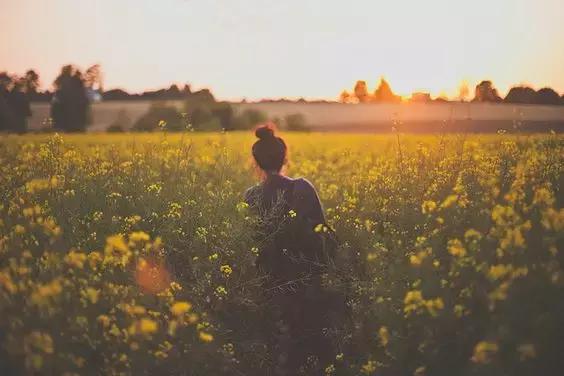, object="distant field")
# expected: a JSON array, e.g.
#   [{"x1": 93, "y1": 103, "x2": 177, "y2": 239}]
[{"x1": 29, "y1": 101, "x2": 564, "y2": 132}]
